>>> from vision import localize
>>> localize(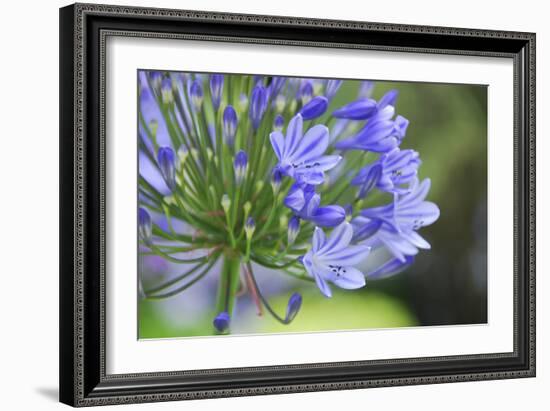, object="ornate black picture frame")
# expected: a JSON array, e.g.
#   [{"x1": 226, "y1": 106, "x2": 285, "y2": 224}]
[{"x1": 59, "y1": 3, "x2": 535, "y2": 407}]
